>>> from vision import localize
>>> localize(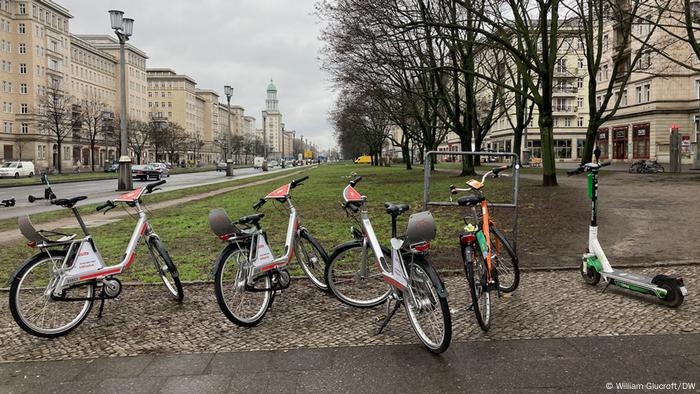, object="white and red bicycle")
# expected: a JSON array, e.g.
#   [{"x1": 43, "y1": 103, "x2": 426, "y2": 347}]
[
  {"x1": 209, "y1": 176, "x2": 329, "y2": 327},
  {"x1": 8, "y1": 180, "x2": 183, "y2": 338}
]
